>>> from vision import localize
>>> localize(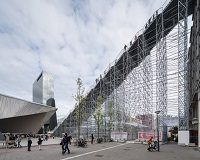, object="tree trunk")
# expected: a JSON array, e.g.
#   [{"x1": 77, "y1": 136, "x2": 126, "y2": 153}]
[
  {"x1": 98, "y1": 116, "x2": 100, "y2": 143},
  {"x1": 78, "y1": 121, "x2": 80, "y2": 138}
]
